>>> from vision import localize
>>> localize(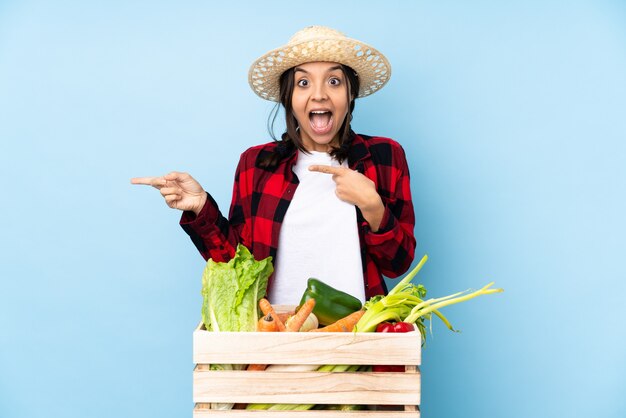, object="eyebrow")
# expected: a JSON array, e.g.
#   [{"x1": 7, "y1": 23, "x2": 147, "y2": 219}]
[{"x1": 294, "y1": 65, "x2": 343, "y2": 74}]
